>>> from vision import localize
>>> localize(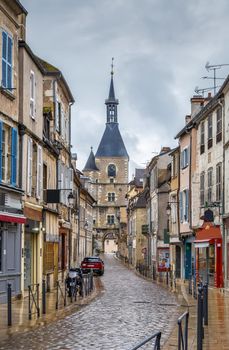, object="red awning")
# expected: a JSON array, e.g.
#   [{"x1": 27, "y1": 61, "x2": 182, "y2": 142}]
[
  {"x1": 194, "y1": 222, "x2": 222, "y2": 245},
  {"x1": 0, "y1": 212, "x2": 26, "y2": 224}
]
